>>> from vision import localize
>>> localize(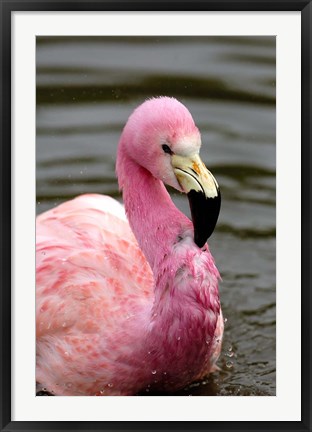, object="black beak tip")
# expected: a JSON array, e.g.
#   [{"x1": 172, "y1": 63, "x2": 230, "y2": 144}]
[{"x1": 187, "y1": 189, "x2": 221, "y2": 248}]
